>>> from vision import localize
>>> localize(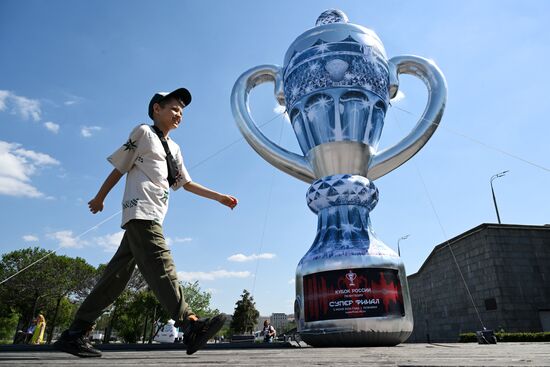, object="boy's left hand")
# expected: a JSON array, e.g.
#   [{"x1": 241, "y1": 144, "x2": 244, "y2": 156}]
[{"x1": 219, "y1": 195, "x2": 238, "y2": 210}]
